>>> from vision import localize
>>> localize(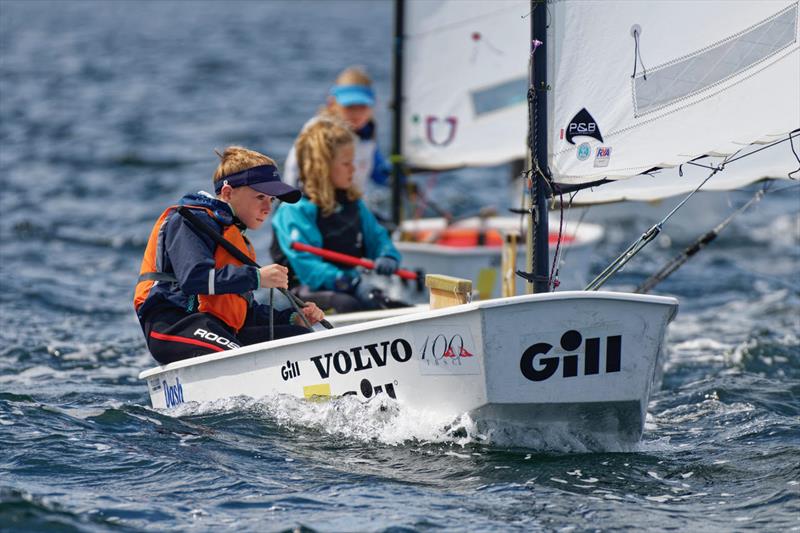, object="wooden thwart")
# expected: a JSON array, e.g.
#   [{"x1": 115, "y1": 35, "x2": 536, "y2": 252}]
[{"x1": 425, "y1": 274, "x2": 472, "y2": 309}]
